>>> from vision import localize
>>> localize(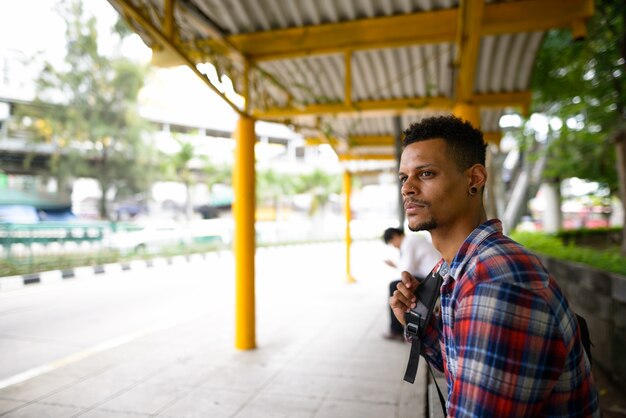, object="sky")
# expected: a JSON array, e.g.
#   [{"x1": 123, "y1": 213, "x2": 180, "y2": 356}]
[
  {"x1": 0, "y1": 0, "x2": 298, "y2": 139},
  {"x1": 0, "y1": 0, "x2": 141, "y2": 66}
]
